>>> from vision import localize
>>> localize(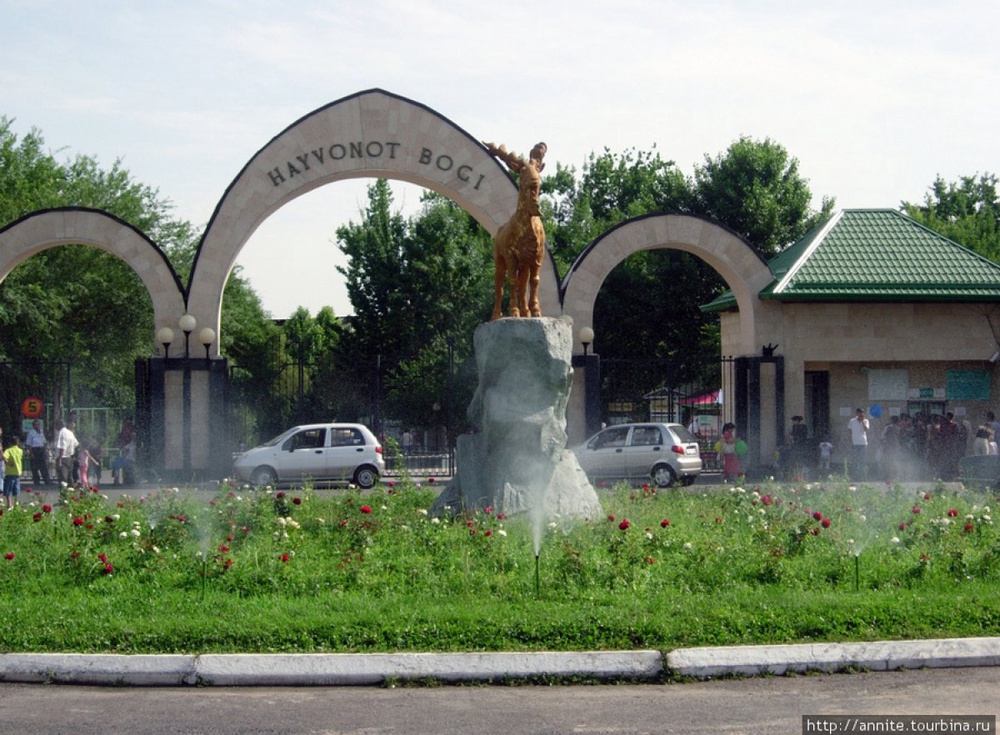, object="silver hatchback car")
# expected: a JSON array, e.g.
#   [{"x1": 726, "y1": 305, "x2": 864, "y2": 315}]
[
  {"x1": 233, "y1": 423, "x2": 385, "y2": 488},
  {"x1": 571, "y1": 422, "x2": 702, "y2": 488}
]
